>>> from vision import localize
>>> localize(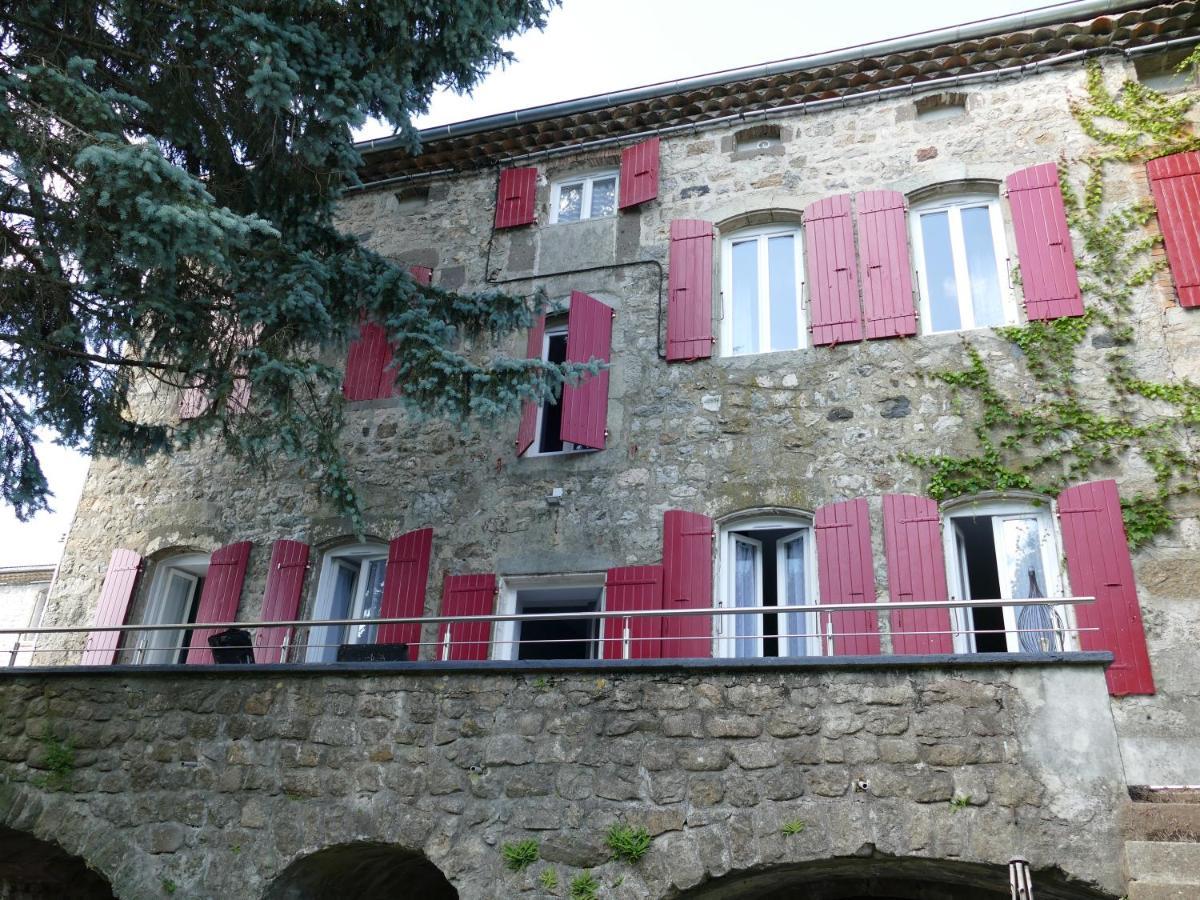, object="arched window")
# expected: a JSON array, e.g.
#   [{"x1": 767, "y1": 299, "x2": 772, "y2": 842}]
[
  {"x1": 720, "y1": 224, "x2": 805, "y2": 356},
  {"x1": 134, "y1": 552, "x2": 208, "y2": 664},
  {"x1": 306, "y1": 542, "x2": 388, "y2": 663}
]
